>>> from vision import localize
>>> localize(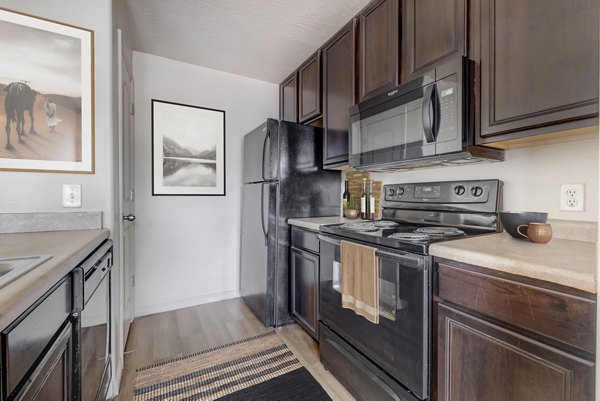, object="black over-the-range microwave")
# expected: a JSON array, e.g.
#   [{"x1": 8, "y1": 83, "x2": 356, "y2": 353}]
[{"x1": 349, "y1": 56, "x2": 504, "y2": 171}]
